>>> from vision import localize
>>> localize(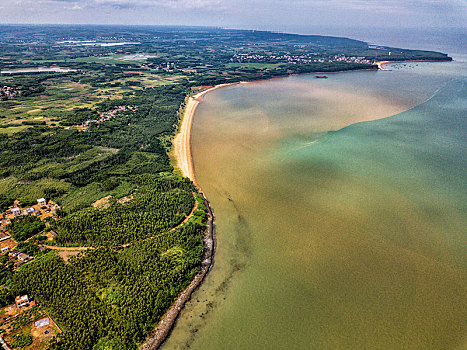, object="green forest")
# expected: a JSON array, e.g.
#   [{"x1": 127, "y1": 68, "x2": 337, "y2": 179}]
[{"x1": 0, "y1": 76, "x2": 207, "y2": 349}]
